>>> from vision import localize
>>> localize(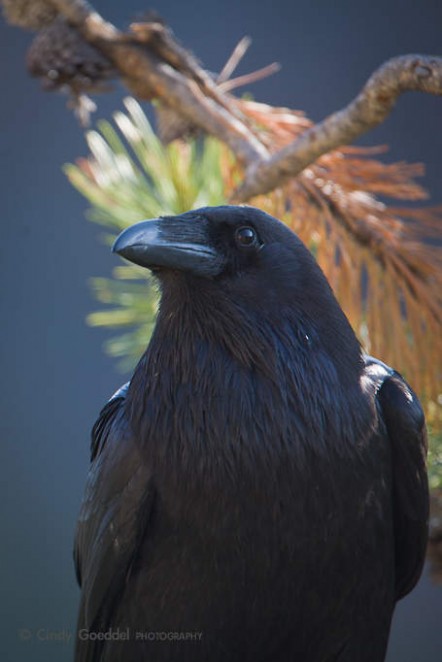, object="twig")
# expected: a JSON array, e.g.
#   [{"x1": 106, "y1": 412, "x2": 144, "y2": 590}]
[
  {"x1": 219, "y1": 62, "x2": 281, "y2": 93},
  {"x1": 218, "y1": 36, "x2": 251, "y2": 83},
  {"x1": 233, "y1": 55, "x2": 442, "y2": 201}
]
